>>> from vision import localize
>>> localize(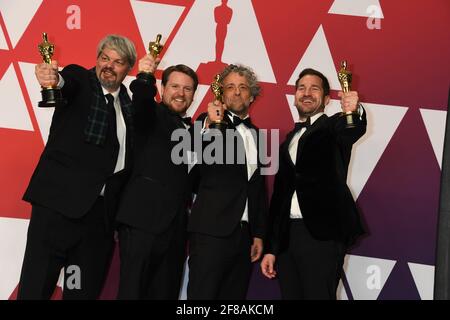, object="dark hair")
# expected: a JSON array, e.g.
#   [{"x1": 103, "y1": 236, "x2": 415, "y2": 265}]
[
  {"x1": 162, "y1": 64, "x2": 198, "y2": 92},
  {"x1": 295, "y1": 68, "x2": 330, "y2": 96}
]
